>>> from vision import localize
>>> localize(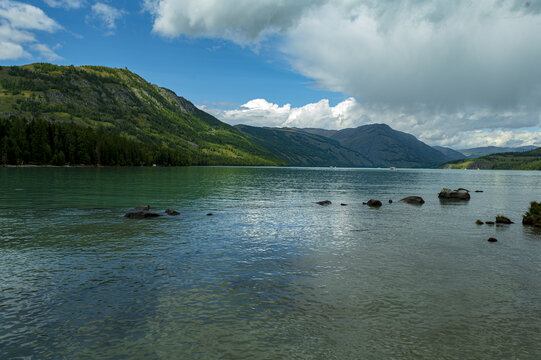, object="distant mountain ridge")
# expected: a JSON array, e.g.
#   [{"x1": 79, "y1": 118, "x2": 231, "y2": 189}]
[
  {"x1": 238, "y1": 123, "x2": 454, "y2": 168},
  {"x1": 442, "y1": 147, "x2": 541, "y2": 170},
  {"x1": 458, "y1": 146, "x2": 538, "y2": 158}
]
